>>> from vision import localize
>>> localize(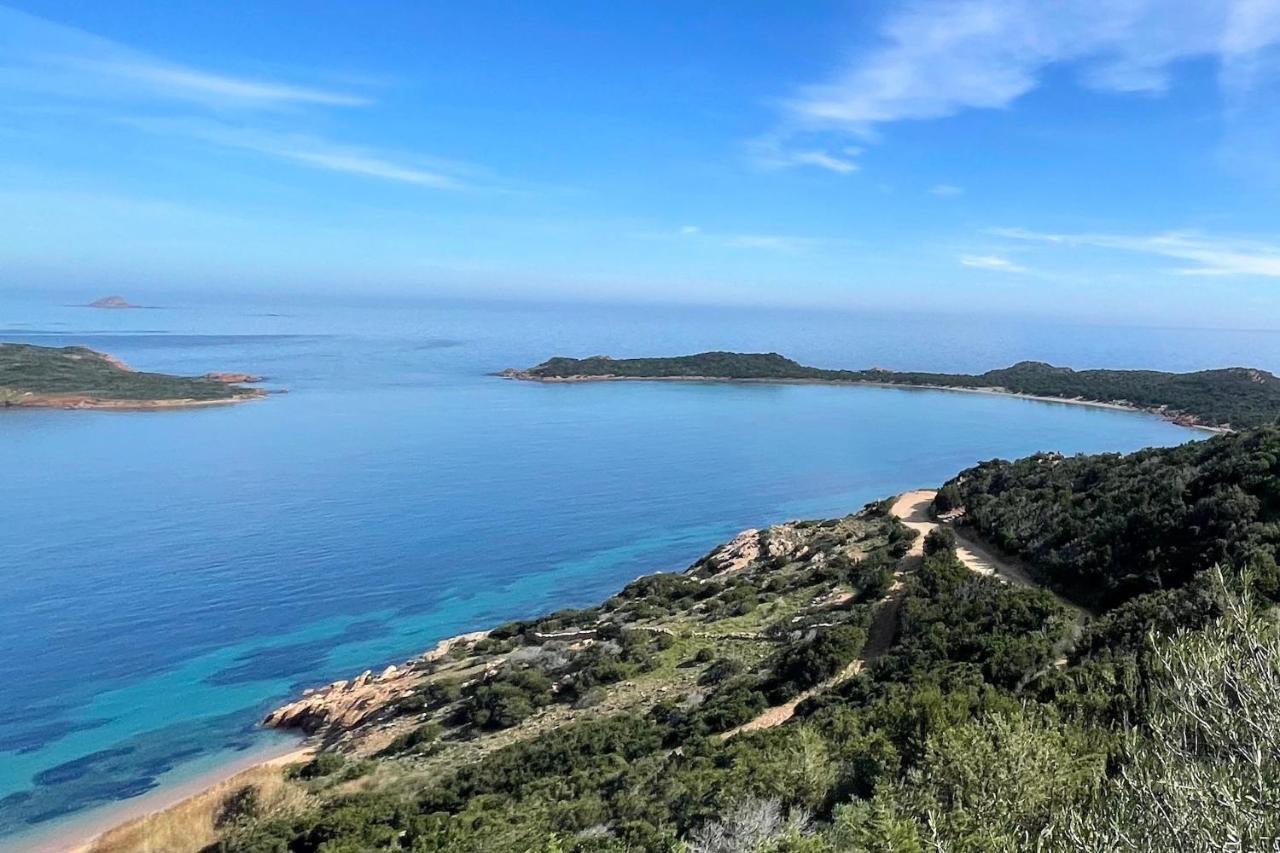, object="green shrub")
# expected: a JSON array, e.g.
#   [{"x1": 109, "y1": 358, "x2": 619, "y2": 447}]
[
  {"x1": 383, "y1": 722, "x2": 444, "y2": 755},
  {"x1": 289, "y1": 751, "x2": 346, "y2": 780},
  {"x1": 215, "y1": 785, "x2": 260, "y2": 828},
  {"x1": 922, "y1": 527, "x2": 956, "y2": 556},
  {"x1": 766, "y1": 622, "x2": 867, "y2": 703},
  {"x1": 699, "y1": 657, "x2": 745, "y2": 686}
]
